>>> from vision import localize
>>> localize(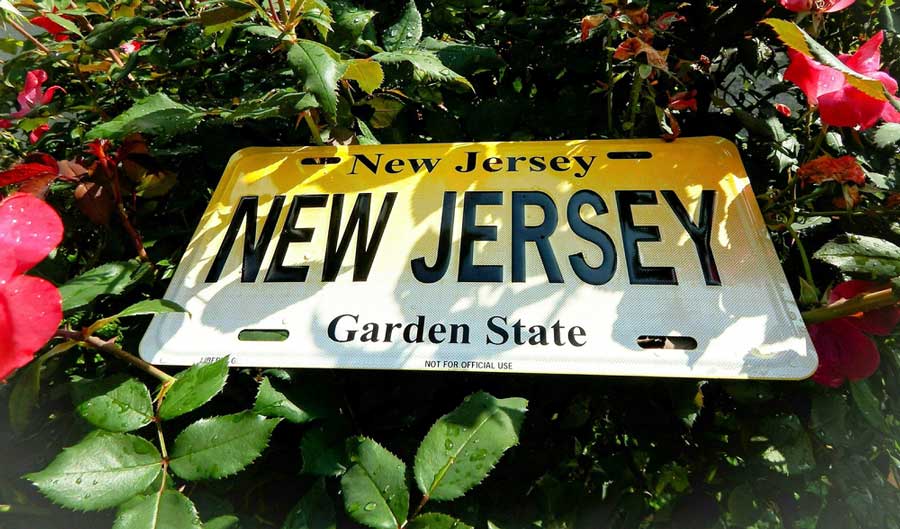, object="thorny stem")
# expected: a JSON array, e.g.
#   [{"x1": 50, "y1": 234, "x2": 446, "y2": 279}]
[
  {"x1": 408, "y1": 495, "x2": 430, "y2": 524},
  {"x1": 8, "y1": 18, "x2": 50, "y2": 54},
  {"x1": 117, "y1": 202, "x2": 151, "y2": 262},
  {"x1": 54, "y1": 329, "x2": 174, "y2": 382},
  {"x1": 802, "y1": 287, "x2": 899, "y2": 324}
]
